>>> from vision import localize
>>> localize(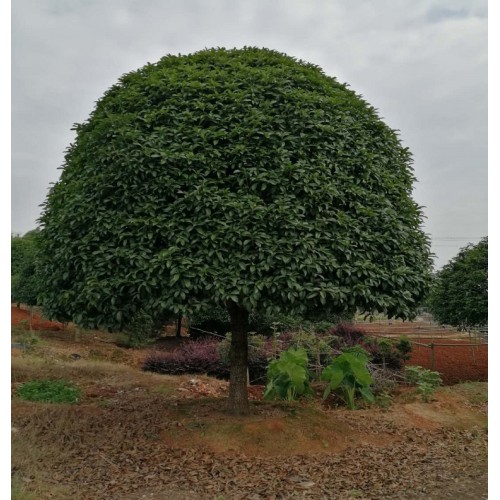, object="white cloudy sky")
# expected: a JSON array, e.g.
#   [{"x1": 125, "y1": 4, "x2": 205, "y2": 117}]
[{"x1": 11, "y1": 0, "x2": 488, "y2": 269}]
